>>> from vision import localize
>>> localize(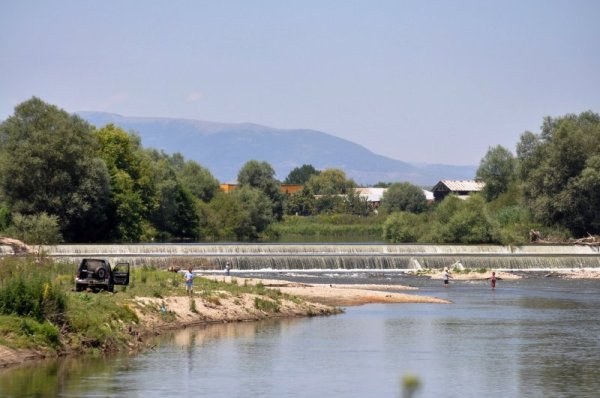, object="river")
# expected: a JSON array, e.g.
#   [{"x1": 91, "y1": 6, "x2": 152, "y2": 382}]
[{"x1": 1, "y1": 276, "x2": 599, "y2": 397}]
